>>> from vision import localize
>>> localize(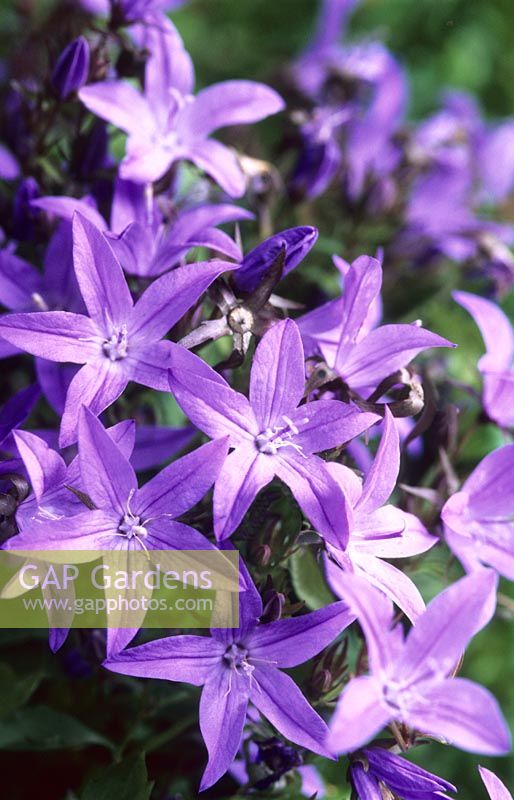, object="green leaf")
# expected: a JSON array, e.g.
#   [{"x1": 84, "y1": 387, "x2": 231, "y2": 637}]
[
  {"x1": 0, "y1": 706, "x2": 113, "y2": 751},
  {"x1": 0, "y1": 662, "x2": 44, "y2": 719},
  {"x1": 289, "y1": 547, "x2": 335, "y2": 610},
  {"x1": 81, "y1": 754, "x2": 153, "y2": 800}
]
